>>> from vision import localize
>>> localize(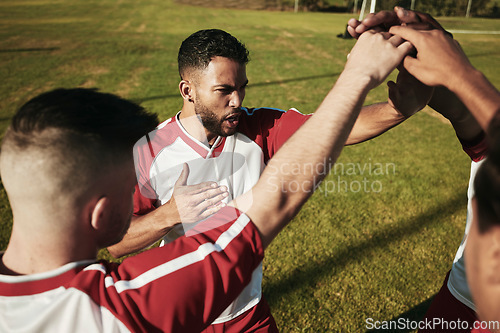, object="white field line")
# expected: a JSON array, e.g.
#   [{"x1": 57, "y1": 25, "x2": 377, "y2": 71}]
[{"x1": 448, "y1": 29, "x2": 500, "y2": 35}]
